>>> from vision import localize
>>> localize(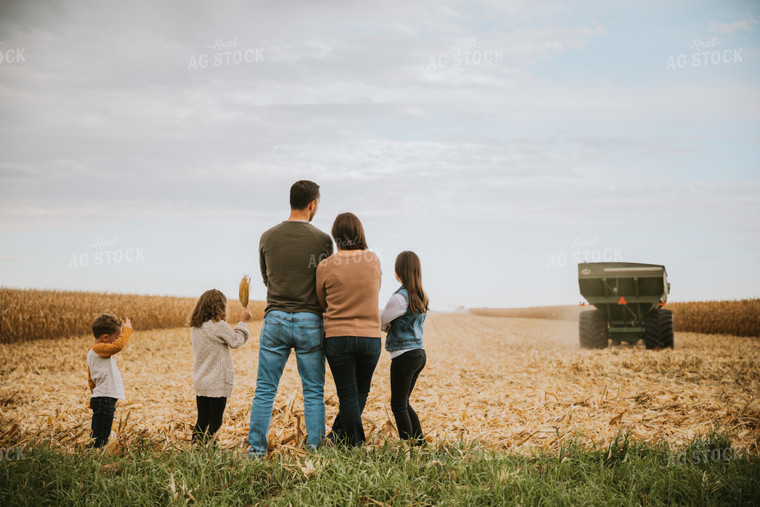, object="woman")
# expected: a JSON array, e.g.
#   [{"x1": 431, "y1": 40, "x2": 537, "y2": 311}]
[{"x1": 316, "y1": 212, "x2": 382, "y2": 446}]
